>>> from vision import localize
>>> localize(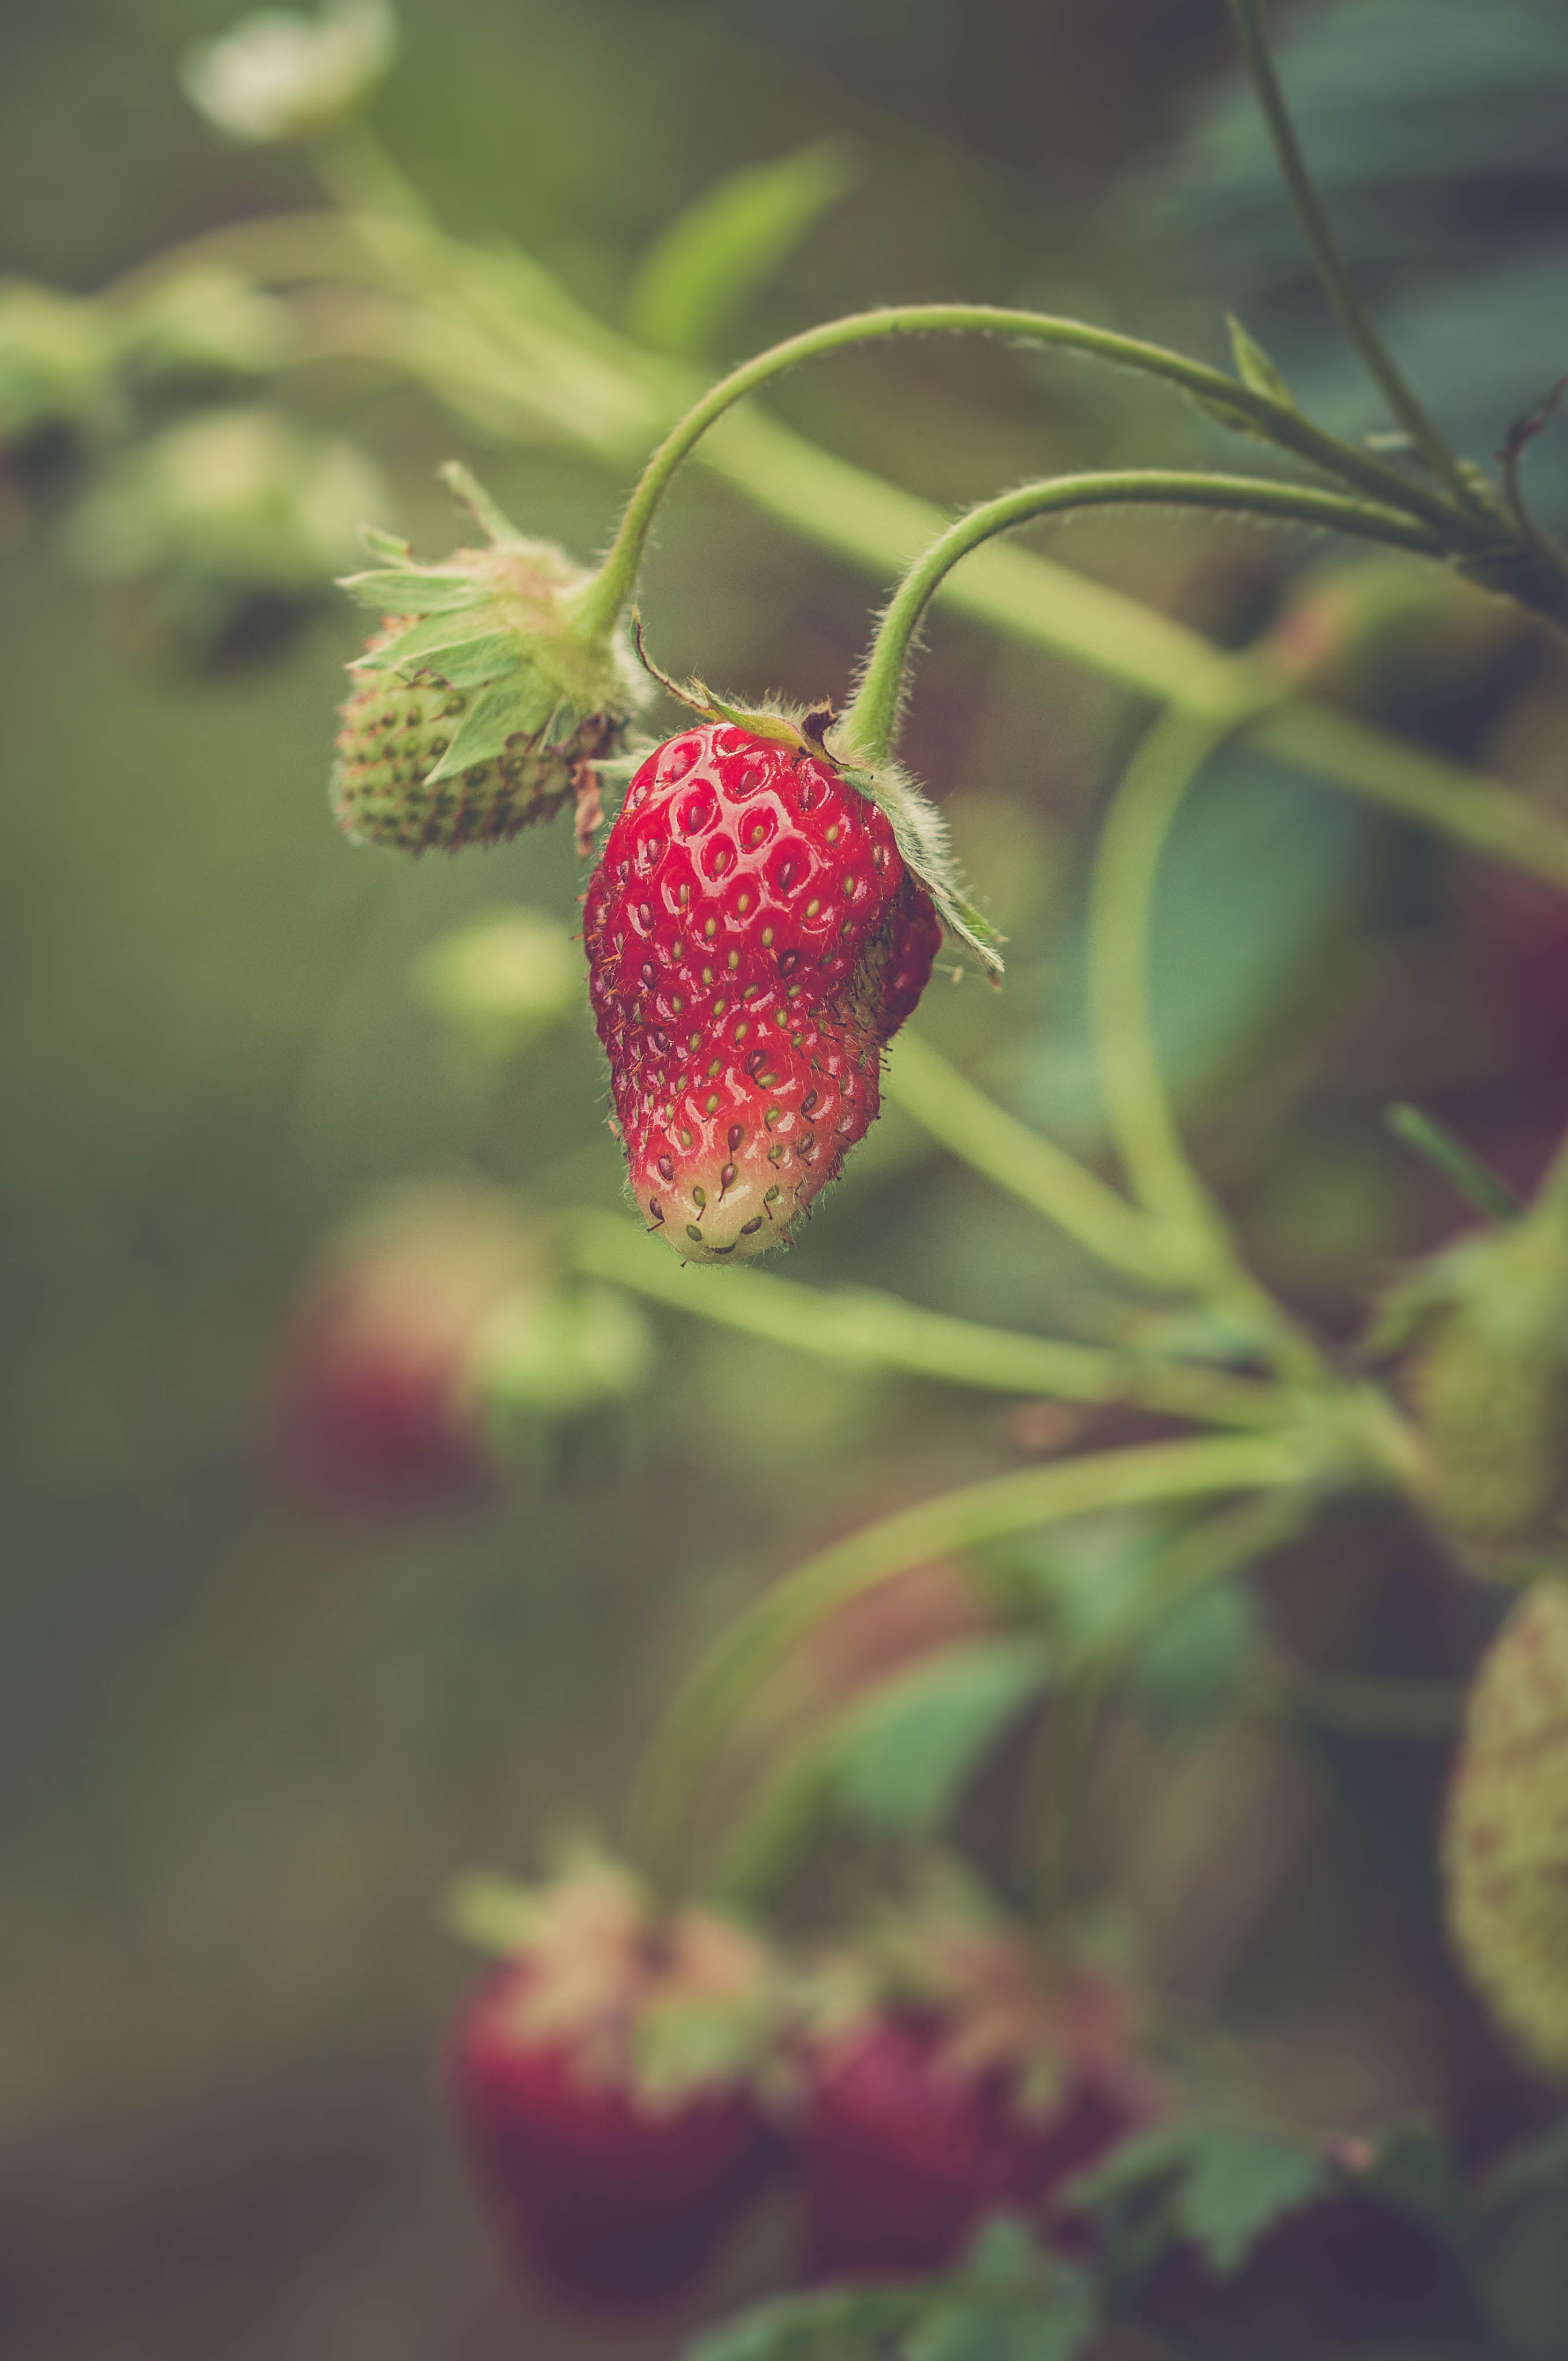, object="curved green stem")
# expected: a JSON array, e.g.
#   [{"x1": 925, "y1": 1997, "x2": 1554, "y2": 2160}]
[
  {"x1": 571, "y1": 306, "x2": 1463, "y2": 643},
  {"x1": 1025, "y1": 1488, "x2": 1311, "y2": 1910},
  {"x1": 628, "y1": 1430, "x2": 1321, "y2": 1892},
  {"x1": 110, "y1": 214, "x2": 1568, "y2": 876},
  {"x1": 1226, "y1": 0, "x2": 1480, "y2": 516},
  {"x1": 839, "y1": 471, "x2": 1444, "y2": 765},
  {"x1": 564, "y1": 1207, "x2": 1288, "y2": 1427},
  {"x1": 881, "y1": 1032, "x2": 1179, "y2": 1286},
  {"x1": 1084, "y1": 688, "x2": 1332, "y2": 1388}
]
